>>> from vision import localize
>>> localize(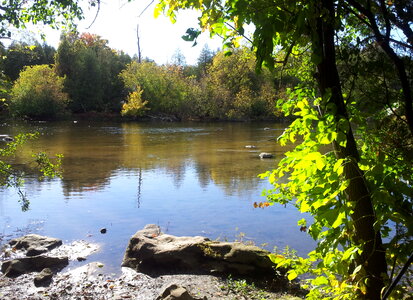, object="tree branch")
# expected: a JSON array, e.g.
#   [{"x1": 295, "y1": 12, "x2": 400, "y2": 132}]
[
  {"x1": 382, "y1": 252, "x2": 413, "y2": 300},
  {"x1": 86, "y1": 0, "x2": 101, "y2": 29}
]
